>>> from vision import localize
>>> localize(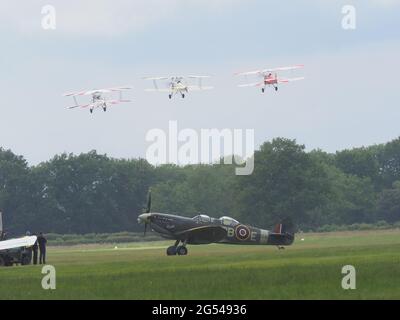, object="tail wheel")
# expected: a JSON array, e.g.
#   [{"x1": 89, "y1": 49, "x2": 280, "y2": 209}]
[{"x1": 177, "y1": 246, "x2": 188, "y2": 256}]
